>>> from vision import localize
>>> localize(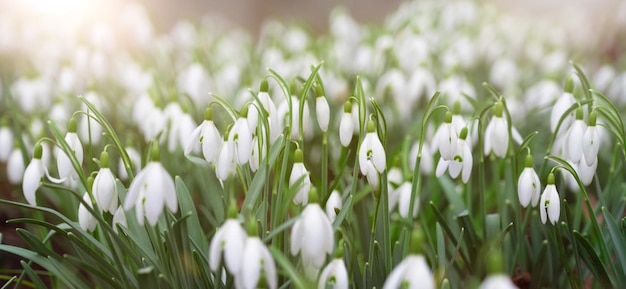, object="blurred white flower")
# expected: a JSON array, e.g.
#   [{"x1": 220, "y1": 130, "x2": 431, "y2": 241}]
[
  {"x1": 316, "y1": 95, "x2": 330, "y2": 132},
  {"x1": 236, "y1": 237, "x2": 277, "y2": 289},
  {"x1": 358, "y1": 120, "x2": 386, "y2": 175},
  {"x1": 484, "y1": 102, "x2": 509, "y2": 158},
  {"x1": 578, "y1": 154, "x2": 597, "y2": 186},
  {"x1": 383, "y1": 255, "x2": 434, "y2": 289},
  {"x1": 479, "y1": 275, "x2": 518, "y2": 289},
  {"x1": 7, "y1": 148, "x2": 25, "y2": 184},
  {"x1": 339, "y1": 101, "x2": 354, "y2": 147},
  {"x1": 396, "y1": 182, "x2": 419, "y2": 219},
  {"x1": 408, "y1": 141, "x2": 433, "y2": 176},
  {"x1": 437, "y1": 111, "x2": 457, "y2": 161},
  {"x1": 565, "y1": 108, "x2": 586, "y2": 163},
  {"x1": 291, "y1": 202, "x2": 334, "y2": 279},
  {"x1": 123, "y1": 150, "x2": 178, "y2": 226},
  {"x1": 216, "y1": 137, "x2": 236, "y2": 182},
  {"x1": 23, "y1": 144, "x2": 45, "y2": 206},
  {"x1": 112, "y1": 206, "x2": 127, "y2": 234},
  {"x1": 550, "y1": 78, "x2": 576, "y2": 133},
  {"x1": 55, "y1": 118, "x2": 84, "y2": 181},
  {"x1": 318, "y1": 258, "x2": 348, "y2": 289},
  {"x1": 325, "y1": 190, "x2": 342, "y2": 222},
  {"x1": 209, "y1": 219, "x2": 247, "y2": 273},
  {"x1": 78, "y1": 192, "x2": 97, "y2": 232},
  {"x1": 118, "y1": 147, "x2": 141, "y2": 181},
  {"x1": 177, "y1": 63, "x2": 212, "y2": 106},
  {"x1": 290, "y1": 149, "x2": 311, "y2": 206},
  {"x1": 436, "y1": 127, "x2": 472, "y2": 183},
  {"x1": 92, "y1": 152, "x2": 118, "y2": 214},
  {"x1": 0, "y1": 126, "x2": 13, "y2": 161},
  {"x1": 229, "y1": 108, "x2": 253, "y2": 165}
]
